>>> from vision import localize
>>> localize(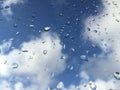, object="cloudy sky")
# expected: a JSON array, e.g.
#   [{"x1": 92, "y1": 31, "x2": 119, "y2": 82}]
[{"x1": 0, "y1": 0, "x2": 120, "y2": 90}]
